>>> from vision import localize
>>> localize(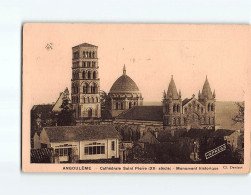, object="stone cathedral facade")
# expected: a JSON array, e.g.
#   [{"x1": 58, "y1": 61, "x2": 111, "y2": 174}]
[
  {"x1": 71, "y1": 43, "x2": 101, "y2": 122},
  {"x1": 163, "y1": 76, "x2": 216, "y2": 130}
]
